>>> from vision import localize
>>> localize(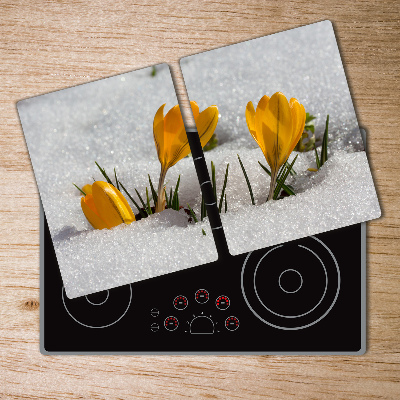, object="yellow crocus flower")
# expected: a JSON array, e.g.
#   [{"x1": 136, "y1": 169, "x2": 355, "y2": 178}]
[
  {"x1": 246, "y1": 92, "x2": 306, "y2": 201},
  {"x1": 82, "y1": 183, "x2": 93, "y2": 195},
  {"x1": 81, "y1": 181, "x2": 135, "y2": 229},
  {"x1": 153, "y1": 101, "x2": 219, "y2": 212}
]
